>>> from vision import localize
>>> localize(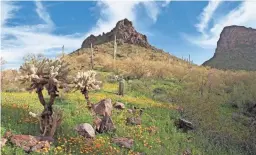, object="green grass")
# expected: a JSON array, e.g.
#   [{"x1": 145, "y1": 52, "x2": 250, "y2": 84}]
[
  {"x1": 1, "y1": 77, "x2": 255, "y2": 155},
  {"x1": 1, "y1": 81, "x2": 197, "y2": 155}
]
